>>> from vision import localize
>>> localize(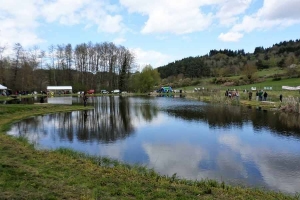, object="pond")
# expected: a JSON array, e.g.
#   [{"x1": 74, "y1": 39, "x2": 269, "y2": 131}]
[{"x1": 6, "y1": 96, "x2": 300, "y2": 194}]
